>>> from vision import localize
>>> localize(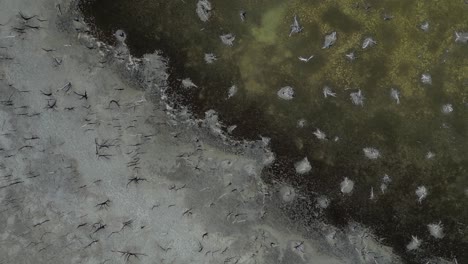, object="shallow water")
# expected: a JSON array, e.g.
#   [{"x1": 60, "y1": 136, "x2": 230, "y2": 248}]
[{"x1": 80, "y1": 0, "x2": 468, "y2": 262}]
